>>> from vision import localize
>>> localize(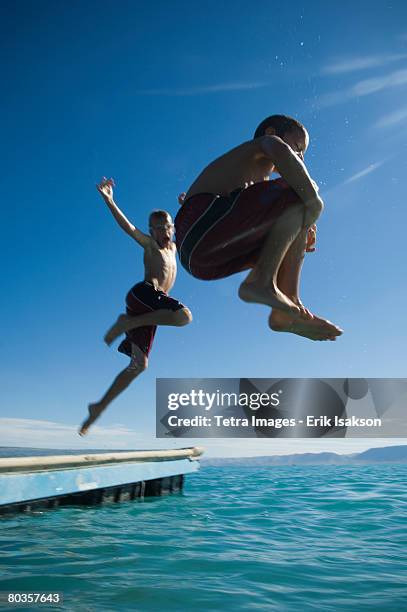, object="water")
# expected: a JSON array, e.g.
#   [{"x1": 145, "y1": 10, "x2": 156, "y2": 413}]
[{"x1": 1, "y1": 464, "x2": 407, "y2": 611}]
